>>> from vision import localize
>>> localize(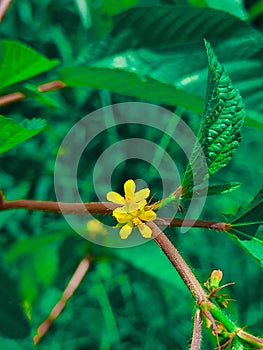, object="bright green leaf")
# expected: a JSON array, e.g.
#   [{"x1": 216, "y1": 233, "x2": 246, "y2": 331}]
[
  {"x1": 59, "y1": 66, "x2": 204, "y2": 112},
  {"x1": 0, "y1": 40, "x2": 59, "y2": 90},
  {"x1": 0, "y1": 116, "x2": 46, "y2": 155}
]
